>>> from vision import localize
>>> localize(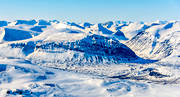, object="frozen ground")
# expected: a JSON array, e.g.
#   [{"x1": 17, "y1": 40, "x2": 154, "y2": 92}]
[{"x1": 0, "y1": 20, "x2": 180, "y2": 97}]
